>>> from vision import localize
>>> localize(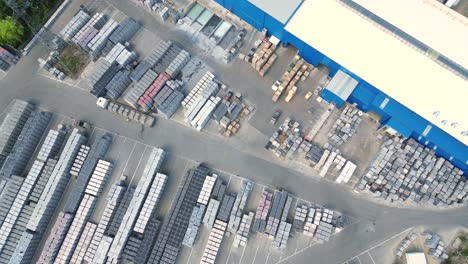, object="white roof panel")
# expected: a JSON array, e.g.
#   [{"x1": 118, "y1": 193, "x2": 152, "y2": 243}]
[
  {"x1": 248, "y1": 0, "x2": 303, "y2": 24},
  {"x1": 286, "y1": 0, "x2": 468, "y2": 145},
  {"x1": 325, "y1": 70, "x2": 358, "y2": 101}
]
